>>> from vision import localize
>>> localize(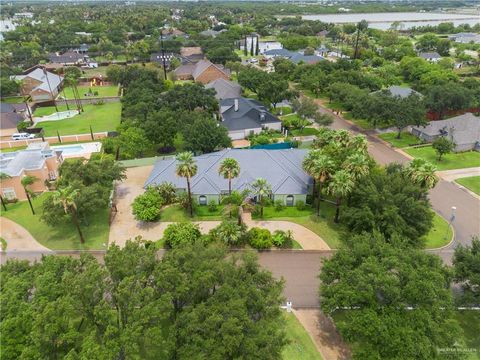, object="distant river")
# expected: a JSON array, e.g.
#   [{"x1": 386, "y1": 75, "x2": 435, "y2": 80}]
[{"x1": 297, "y1": 12, "x2": 480, "y2": 30}]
